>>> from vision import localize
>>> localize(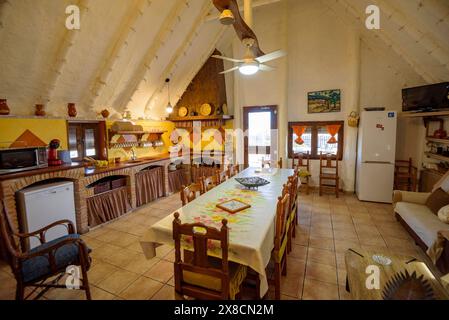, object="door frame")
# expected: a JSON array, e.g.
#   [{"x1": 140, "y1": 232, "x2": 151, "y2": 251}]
[{"x1": 243, "y1": 105, "x2": 278, "y2": 167}]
